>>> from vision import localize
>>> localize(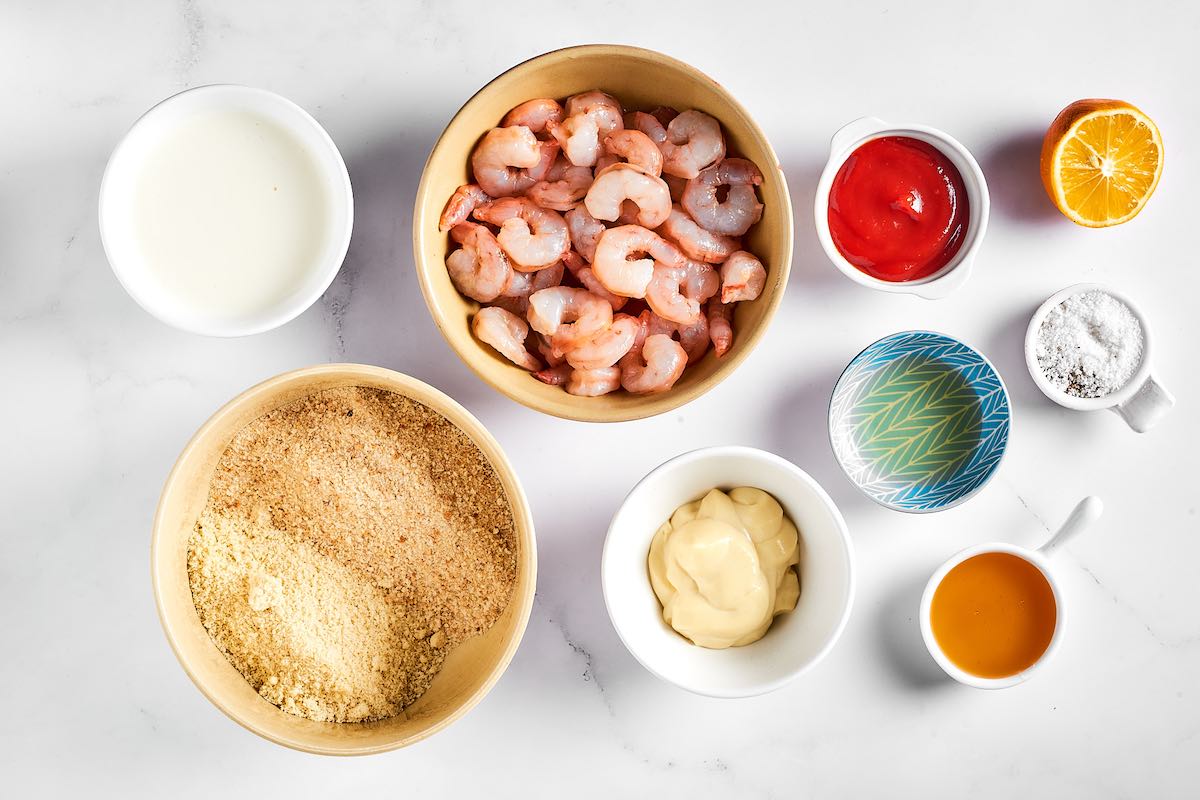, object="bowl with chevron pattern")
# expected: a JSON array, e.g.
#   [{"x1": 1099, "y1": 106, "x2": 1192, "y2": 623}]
[{"x1": 828, "y1": 331, "x2": 1010, "y2": 513}]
